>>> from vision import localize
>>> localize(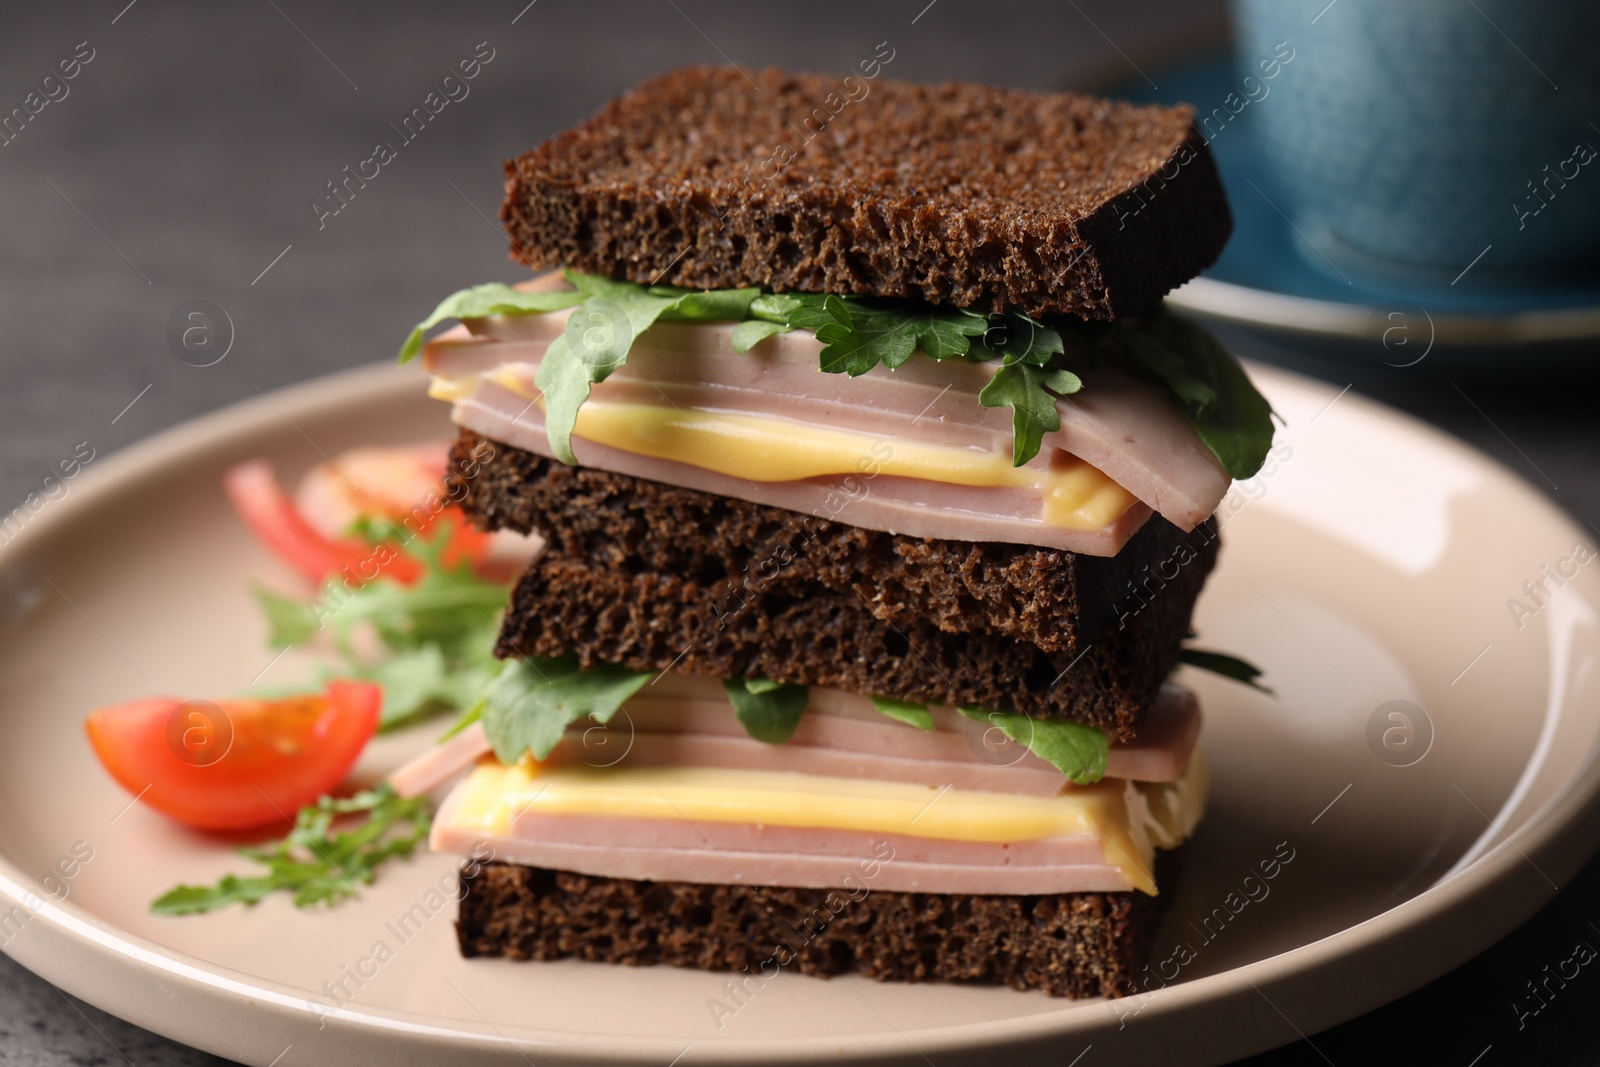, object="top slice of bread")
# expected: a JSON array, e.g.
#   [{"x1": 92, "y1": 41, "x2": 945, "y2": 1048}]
[{"x1": 501, "y1": 66, "x2": 1231, "y2": 320}]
